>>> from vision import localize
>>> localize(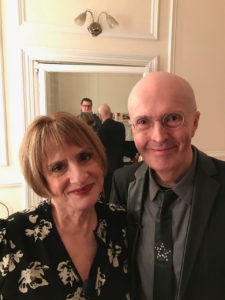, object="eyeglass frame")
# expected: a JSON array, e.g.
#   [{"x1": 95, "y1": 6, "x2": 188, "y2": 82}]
[
  {"x1": 81, "y1": 104, "x2": 92, "y2": 108},
  {"x1": 129, "y1": 111, "x2": 189, "y2": 131}
]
